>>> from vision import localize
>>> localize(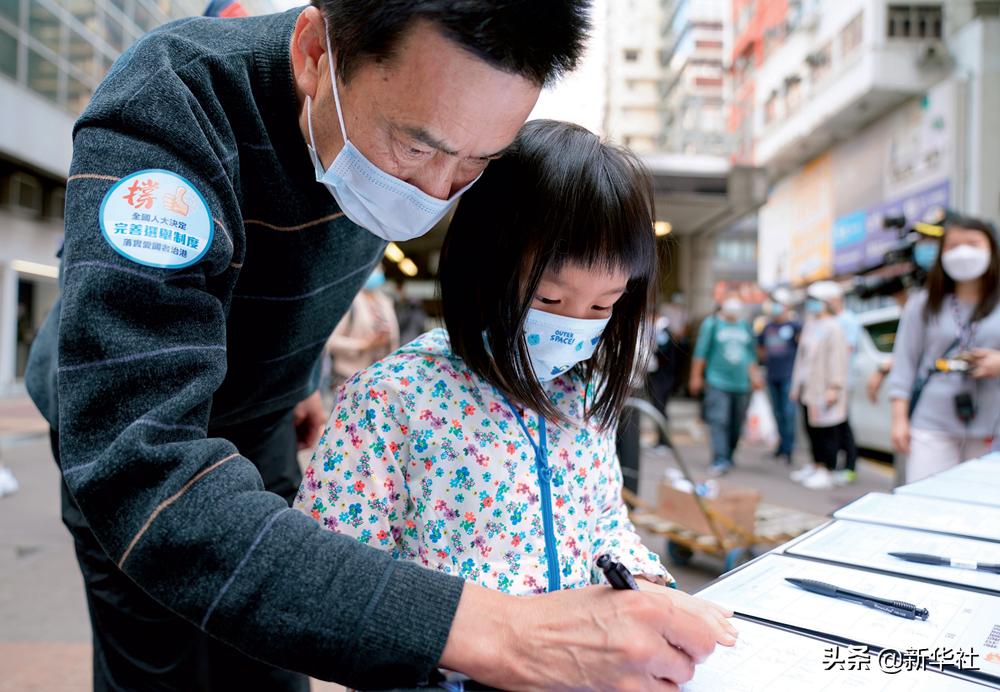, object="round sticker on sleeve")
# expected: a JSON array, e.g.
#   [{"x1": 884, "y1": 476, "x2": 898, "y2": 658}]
[{"x1": 99, "y1": 169, "x2": 214, "y2": 269}]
